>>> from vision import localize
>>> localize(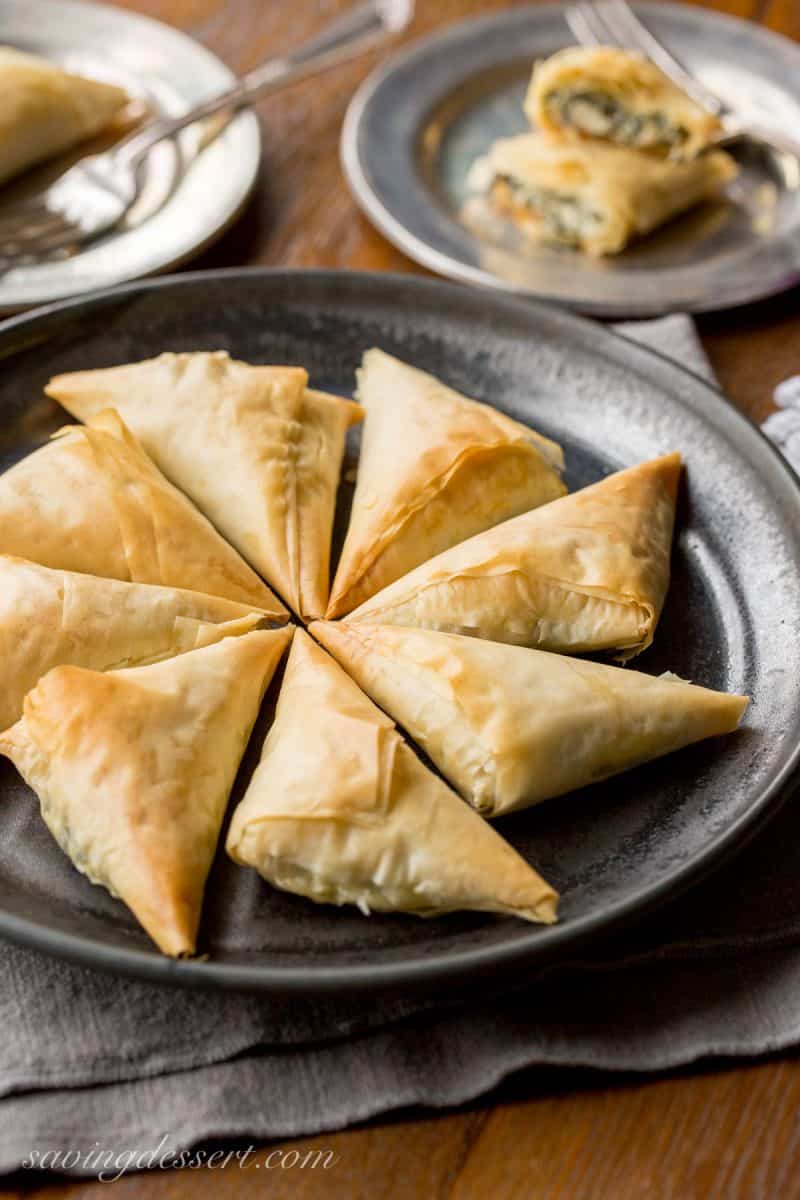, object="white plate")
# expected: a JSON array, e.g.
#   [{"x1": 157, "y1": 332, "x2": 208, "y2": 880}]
[{"x1": 0, "y1": 0, "x2": 261, "y2": 310}]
